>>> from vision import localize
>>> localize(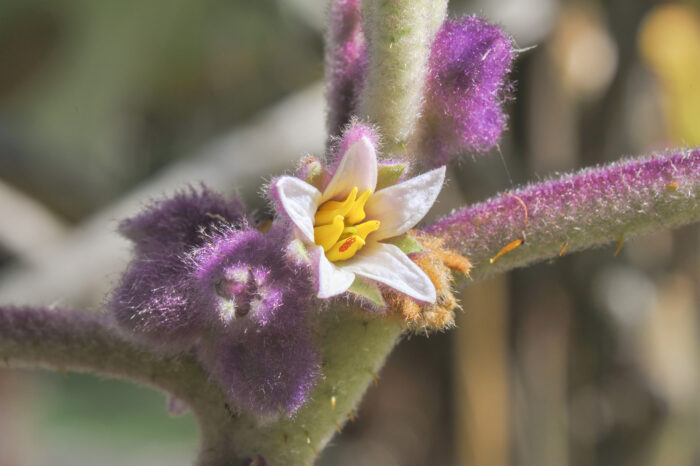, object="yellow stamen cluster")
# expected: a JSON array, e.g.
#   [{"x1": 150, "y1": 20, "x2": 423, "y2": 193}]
[{"x1": 313, "y1": 187, "x2": 380, "y2": 262}]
